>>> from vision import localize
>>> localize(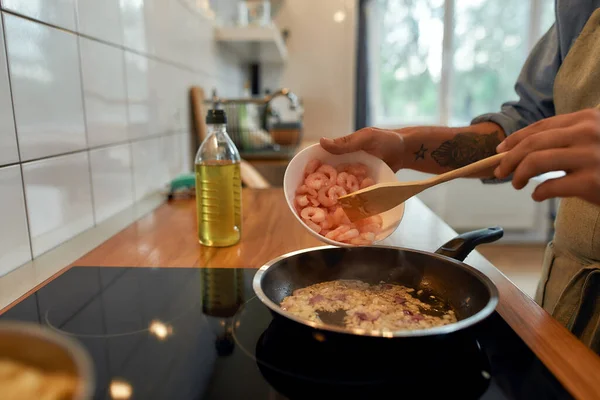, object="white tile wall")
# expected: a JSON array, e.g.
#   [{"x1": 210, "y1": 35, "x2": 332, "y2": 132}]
[
  {"x1": 0, "y1": 165, "x2": 31, "y2": 276},
  {"x1": 76, "y1": 0, "x2": 123, "y2": 45},
  {"x1": 0, "y1": 15, "x2": 18, "y2": 166},
  {"x1": 131, "y1": 136, "x2": 167, "y2": 202},
  {"x1": 22, "y1": 152, "x2": 94, "y2": 257},
  {"x1": 119, "y1": 0, "x2": 149, "y2": 53},
  {"x1": 124, "y1": 51, "x2": 152, "y2": 140},
  {"x1": 261, "y1": 0, "x2": 357, "y2": 141},
  {"x1": 79, "y1": 37, "x2": 129, "y2": 147},
  {"x1": 1, "y1": 0, "x2": 77, "y2": 31},
  {"x1": 0, "y1": 0, "x2": 245, "y2": 278},
  {"x1": 163, "y1": 134, "x2": 187, "y2": 180},
  {"x1": 3, "y1": 13, "x2": 87, "y2": 161},
  {"x1": 89, "y1": 144, "x2": 134, "y2": 223}
]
